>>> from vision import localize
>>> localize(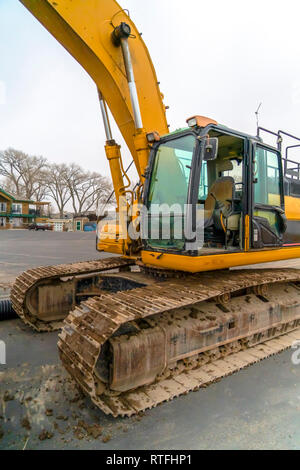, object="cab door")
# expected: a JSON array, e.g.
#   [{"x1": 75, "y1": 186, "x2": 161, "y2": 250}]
[{"x1": 251, "y1": 143, "x2": 286, "y2": 248}]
